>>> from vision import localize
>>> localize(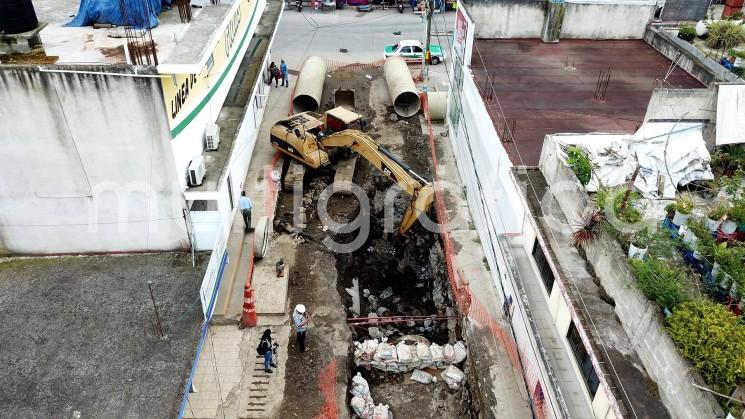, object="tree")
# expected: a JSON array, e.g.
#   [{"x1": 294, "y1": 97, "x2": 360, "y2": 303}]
[{"x1": 667, "y1": 301, "x2": 745, "y2": 388}]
